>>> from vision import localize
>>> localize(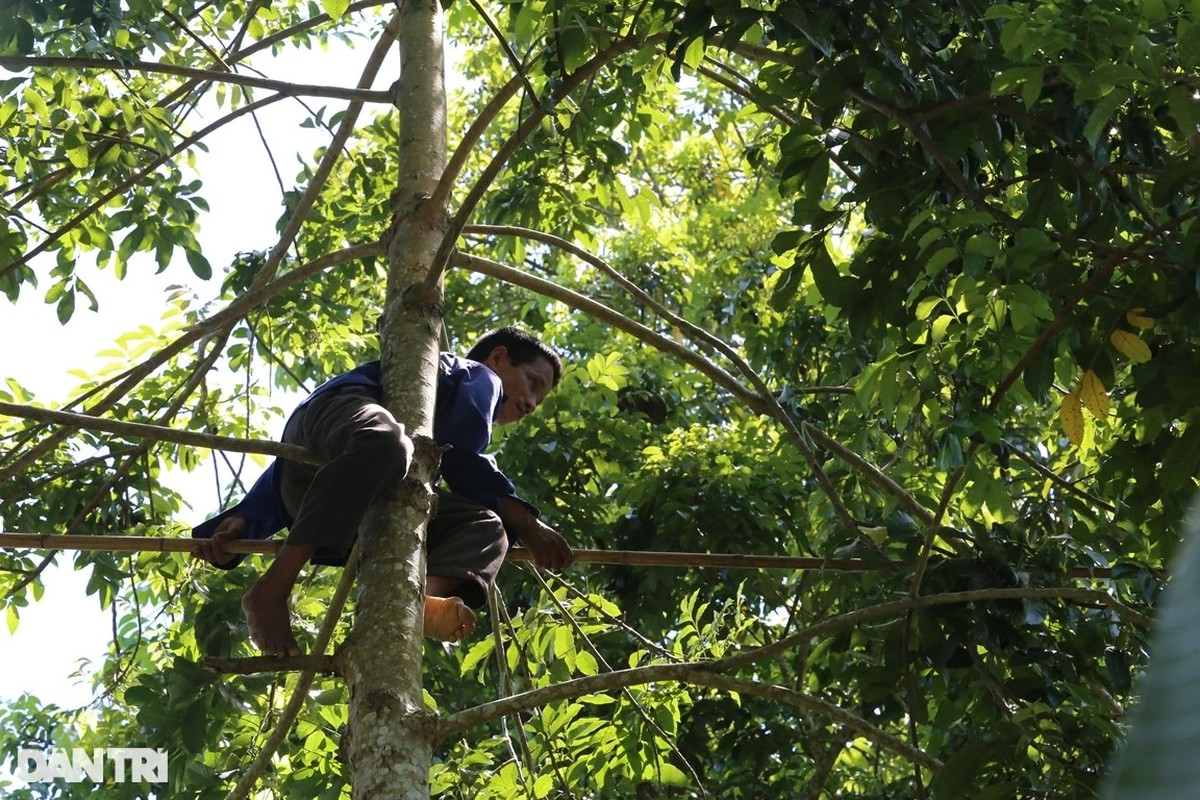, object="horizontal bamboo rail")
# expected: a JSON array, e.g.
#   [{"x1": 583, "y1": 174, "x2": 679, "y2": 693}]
[{"x1": 0, "y1": 532, "x2": 1147, "y2": 579}]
